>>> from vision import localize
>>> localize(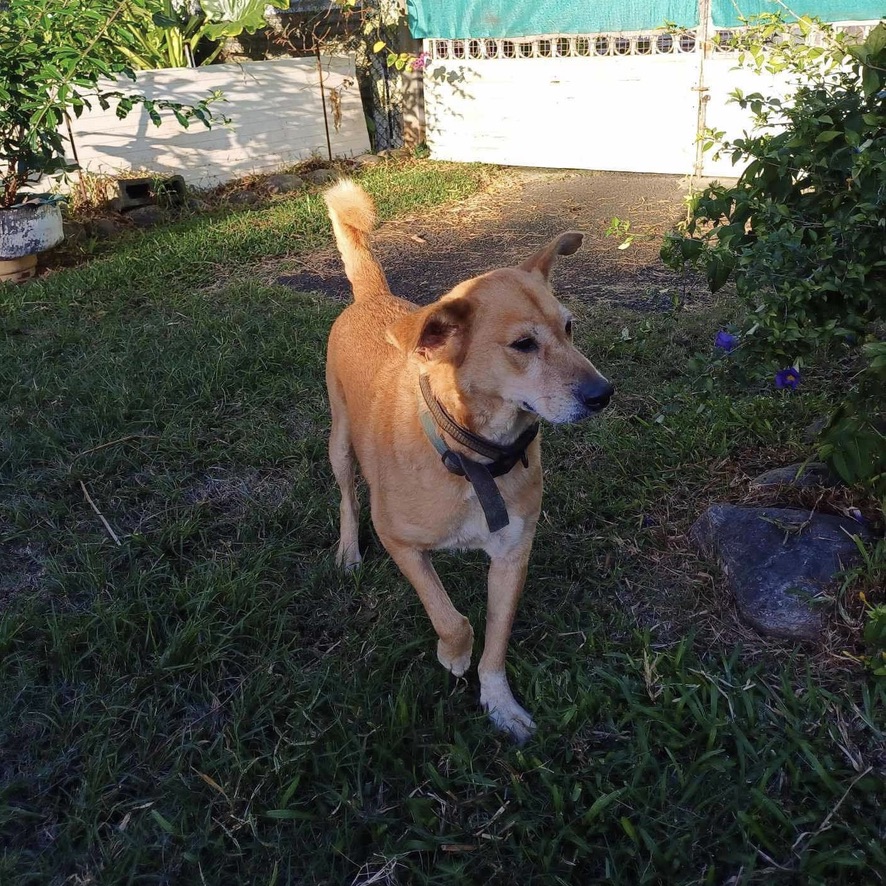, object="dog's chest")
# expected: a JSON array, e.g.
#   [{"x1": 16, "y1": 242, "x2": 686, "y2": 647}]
[{"x1": 436, "y1": 481, "x2": 530, "y2": 556}]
